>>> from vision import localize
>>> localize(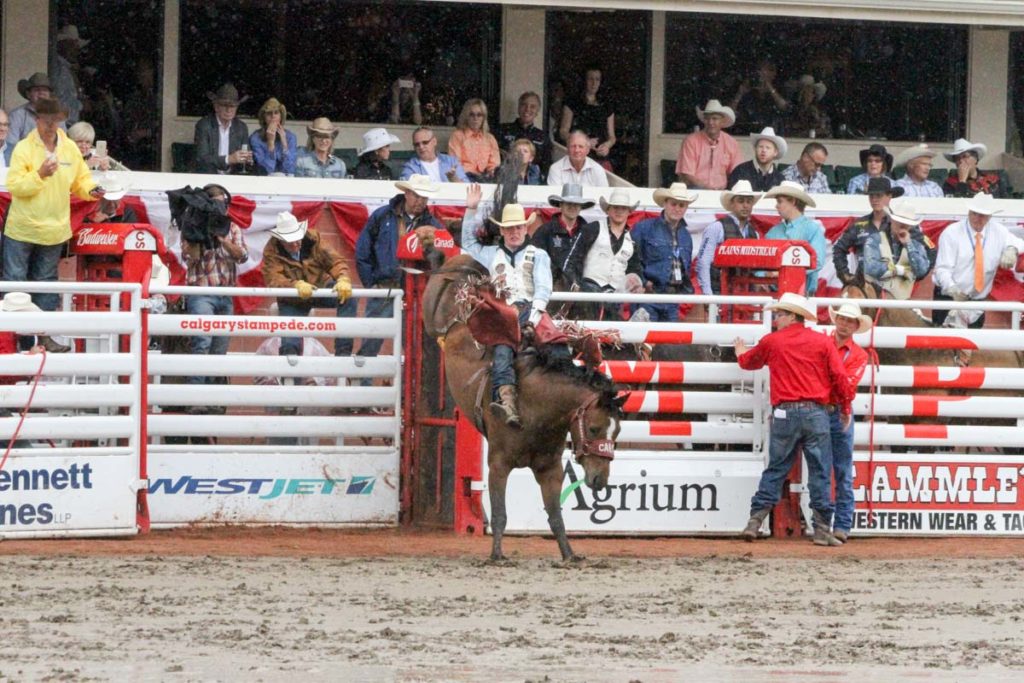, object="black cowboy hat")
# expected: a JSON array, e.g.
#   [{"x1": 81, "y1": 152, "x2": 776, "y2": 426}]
[
  {"x1": 206, "y1": 83, "x2": 249, "y2": 107},
  {"x1": 865, "y1": 176, "x2": 904, "y2": 198},
  {"x1": 859, "y1": 144, "x2": 893, "y2": 173}
]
